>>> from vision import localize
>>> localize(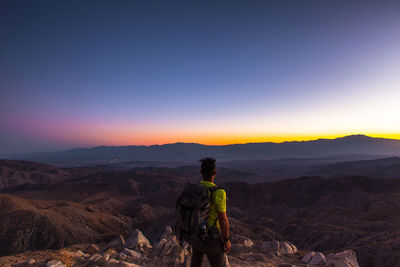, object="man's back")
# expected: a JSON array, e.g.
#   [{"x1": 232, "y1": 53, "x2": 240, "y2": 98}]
[
  {"x1": 188, "y1": 157, "x2": 230, "y2": 267},
  {"x1": 199, "y1": 180, "x2": 226, "y2": 230}
]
